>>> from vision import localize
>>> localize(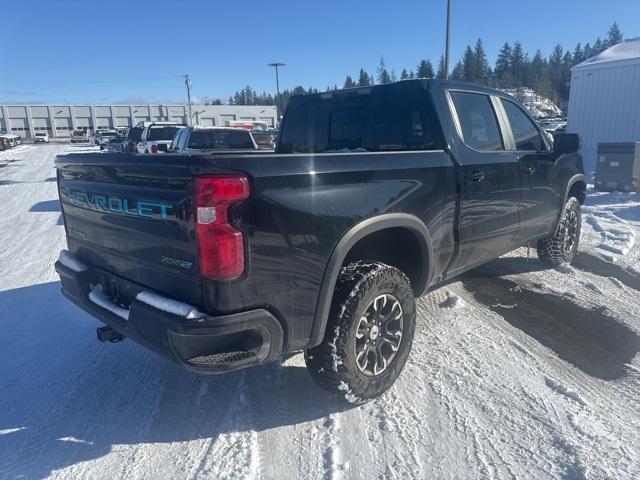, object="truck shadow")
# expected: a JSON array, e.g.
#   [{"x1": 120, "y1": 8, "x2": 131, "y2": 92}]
[
  {"x1": 29, "y1": 199, "x2": 61, "y2": 212},
  {"x1": 0, "y1": 281, "x2": 352, "y2": 480},
  {"x1": 461, "y1": 267, "x2": 640, "y2": 381}
]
